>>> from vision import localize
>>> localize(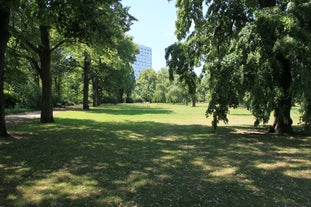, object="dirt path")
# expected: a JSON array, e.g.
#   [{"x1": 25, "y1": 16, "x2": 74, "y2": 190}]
[
  {"x1": 6, "y1": 105, "x2": 82, "y2": 126},
  {"x1": 6, "y1": 110, "x2": 64, "y2": 127}
]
